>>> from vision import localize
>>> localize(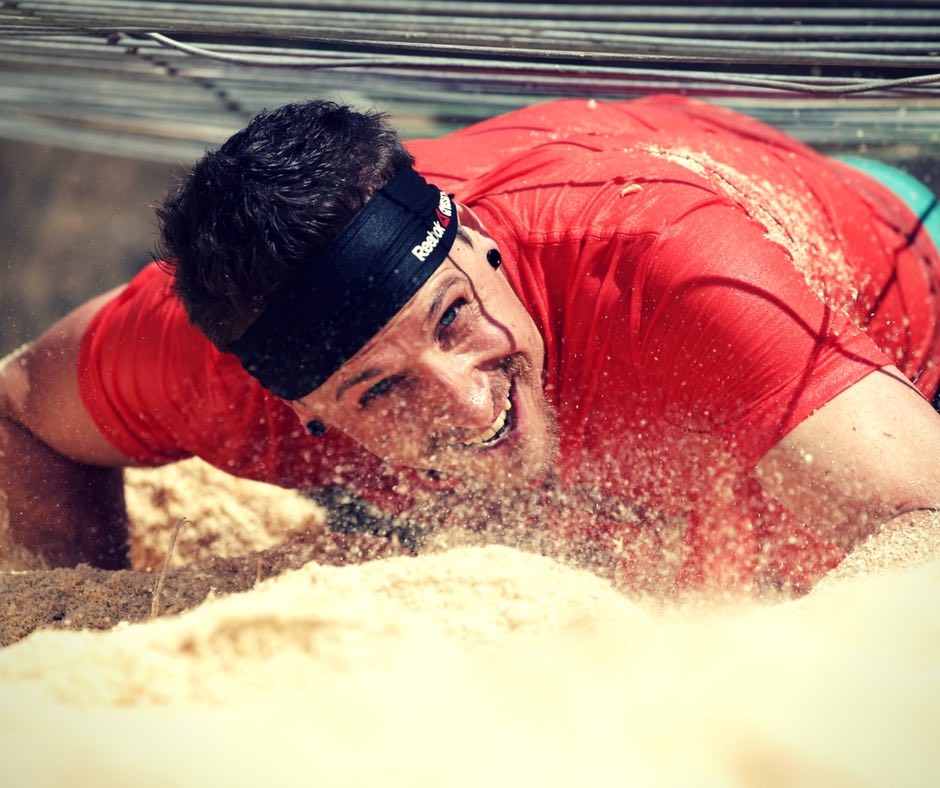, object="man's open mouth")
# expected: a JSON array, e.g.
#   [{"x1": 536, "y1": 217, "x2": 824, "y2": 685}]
[{"x1": 462, "y1": 392, "x2": 515, "y2": 448}]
